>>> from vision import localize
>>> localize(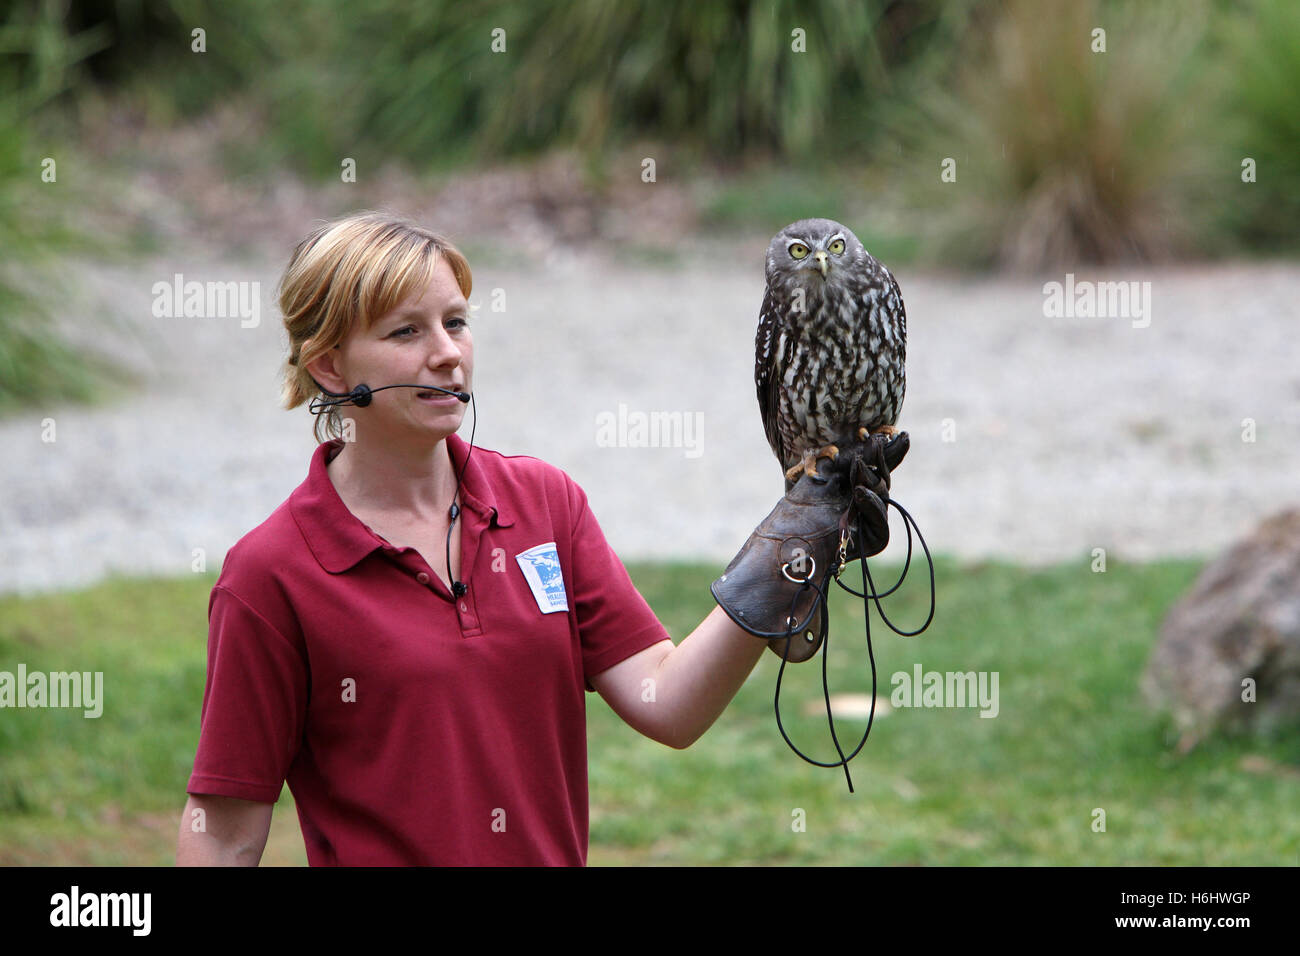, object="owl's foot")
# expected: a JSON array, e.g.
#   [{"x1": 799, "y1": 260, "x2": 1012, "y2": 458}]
[
  {"x1": 858, "y1": 425, "x2": 898, "y2": 441},
  {"x1": 785, "y1": 445, "x2": 840, "y2": 484}
]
